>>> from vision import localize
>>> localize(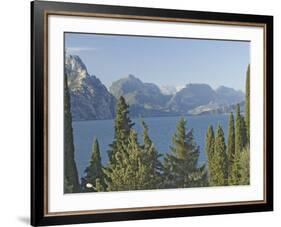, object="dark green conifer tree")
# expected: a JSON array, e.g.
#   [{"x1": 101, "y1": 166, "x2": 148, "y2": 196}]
[
  {"x1": 64, "y1": 178, "x2": 74, "y2": 193},
  {"x1": 81, "y1": 138, "x2": 105, "y2": 192},
  {"x1": 163, "y1": 117, "x2": 207, "y2": 188},
  {"x1": 140, "y1": 118, "x2": 163, "y2": 189},
  {"x1": 228, "y1": 151, "x2": 240, "y2": 185},
  {"x1": 245, "y1": 64, "x2": 250, "y2": 143},
  {"x1": 108, "y1": 96, "x2": 134, "y2": 165},
  {"x1": 64, "y1": 74, "x2": 80, "y2": 193},
  {"x1": 235, "y1": 104, "x2": 243, "y2": 154},
  {"x1": 95, "y1": 178, "x2": 105, "y2": 192},
  {"x1": 104, "y1": 129, "x2": 150, "y2": 191},
  {"x1": 229, "y1": 145, "x2": 250, "y2": 185},
  {"x1": 212, "y1": 124, "x2": 228, "y2": 186},
  {"x1": 205, "y1": 125, "x2": 215, "y2": 186},
  {"x1": 230, "y1": 83, "x2": 249, "y2": 185},
  {"x1": 240, "y1": 115, "x2": 247, "y2": 148},
  {"x1": 239, "y1": 145, "x2": 250, "y2": 185},
  {"x1": 227, "y1": 112, "x2": 235, "y2": 172}
]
